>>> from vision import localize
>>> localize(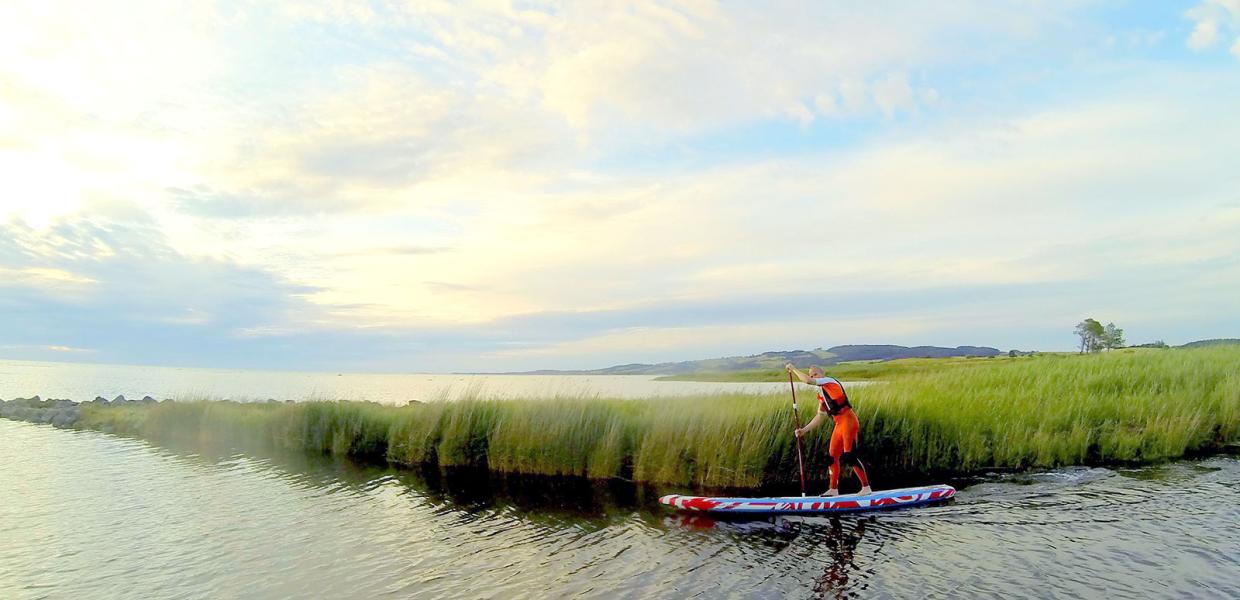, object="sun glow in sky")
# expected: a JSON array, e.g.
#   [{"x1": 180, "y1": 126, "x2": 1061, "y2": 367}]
[{"x1": 1, "y1": 1, "x2": 1238, "y2": 371}]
